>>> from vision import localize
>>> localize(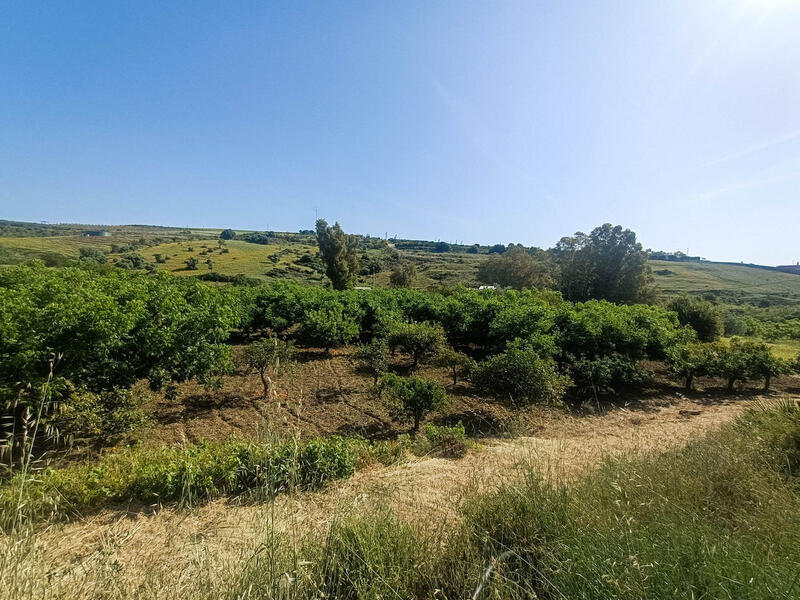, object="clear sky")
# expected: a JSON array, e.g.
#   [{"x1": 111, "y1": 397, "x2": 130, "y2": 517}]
[{"x1": 2, "y1": 1, "x2": 799, "y2": 265}]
